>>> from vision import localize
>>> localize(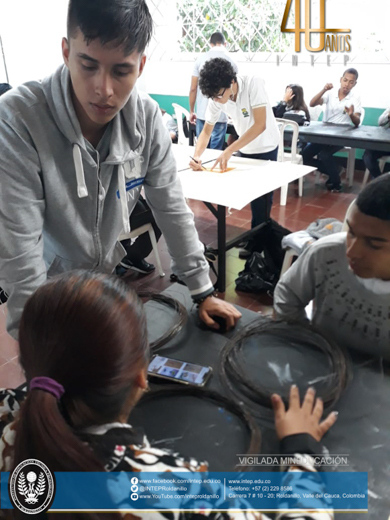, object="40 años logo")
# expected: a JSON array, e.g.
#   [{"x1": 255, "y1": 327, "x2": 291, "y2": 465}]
[
  {"x1": 9, "y1": 459, "x2": 56, "y2": 514},
  {"x1": 281, "y1": 0, "x2": 351, "y2": 52}
]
